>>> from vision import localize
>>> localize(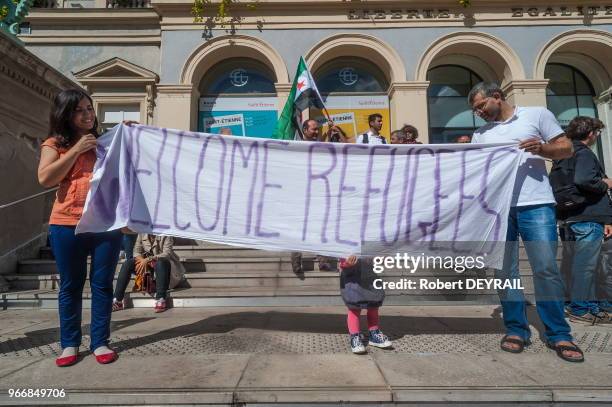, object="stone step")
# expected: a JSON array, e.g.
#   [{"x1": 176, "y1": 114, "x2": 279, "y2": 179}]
[
  {"x1": 173, "y1": 246, "x2": 295, "y2": 258},
  {"x1": 17, "y1": 255, "x2": 542, "y2": 276},
  {"x1": 4, "y1": 267, "x2": 531, "y2": 289},
  {"x1": 38, "y1": 244, "x2": 561, "y2": 260},
  {"x1": 5, "y1": 270, "x2": 339, "y2": 290},
  {"x1": 1, "y1": 286, "x2": 533, "y2": 309},
  {"x1": 17, "y1": 257, "x2": 306, "y2": 275},
  {"x1": 39, "y1": 244, "x2": 295, "y2": 259}
]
